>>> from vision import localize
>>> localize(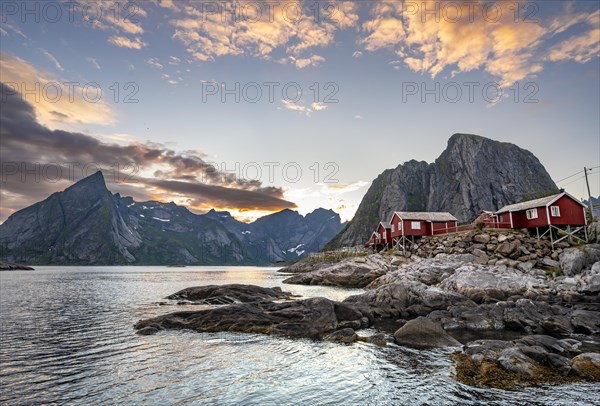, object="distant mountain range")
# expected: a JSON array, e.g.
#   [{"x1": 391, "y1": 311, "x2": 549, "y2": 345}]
[
  {"x1": 0, "y1": 172, "x2": 344, "y2": 265},
  {"x1": 327, "y1": 133, "x2": 559, "y2": 248}
]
